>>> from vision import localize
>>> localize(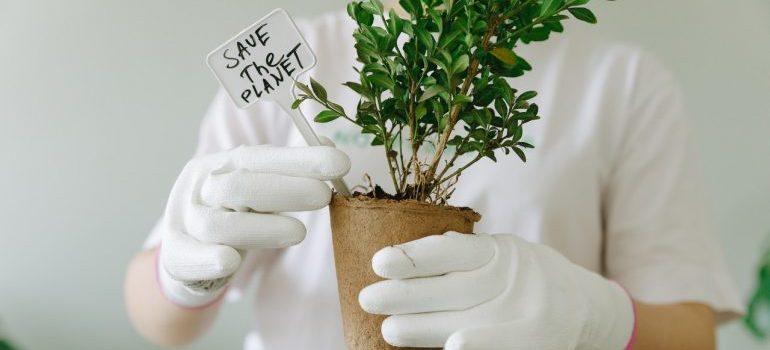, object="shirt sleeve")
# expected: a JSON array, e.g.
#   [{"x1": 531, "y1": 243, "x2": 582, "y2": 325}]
[{"x1": 603, "y1": 52, "x2": 744, "y2": 323}]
